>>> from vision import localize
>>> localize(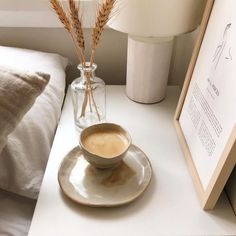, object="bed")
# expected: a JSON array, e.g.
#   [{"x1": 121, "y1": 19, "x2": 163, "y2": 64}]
[{"x1": 0, "y1": 46, "x2": 68, "y2": 236}]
